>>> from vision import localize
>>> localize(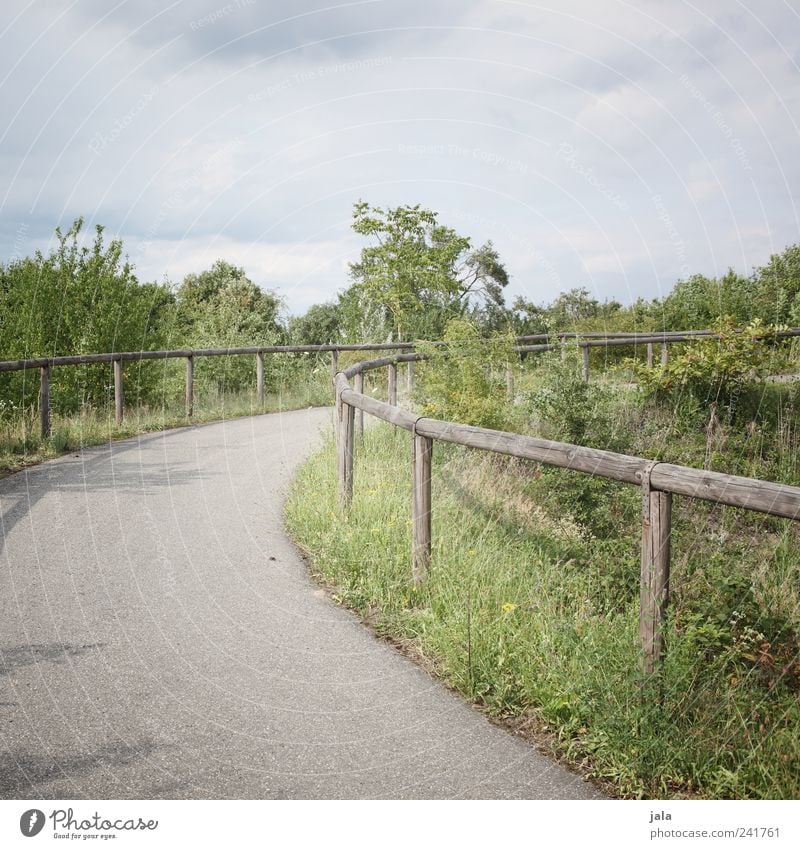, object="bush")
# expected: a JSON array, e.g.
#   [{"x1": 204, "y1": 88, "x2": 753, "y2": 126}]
[
  {"x1": 417, "y1": 319, "x2": 518, "y2": 430},
  {"x1": 524, "y1": 346, "x2": 624, "y2": 449},
  {"x1": 635, "y1": 319, "x2": 773, "y2": 418}
]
